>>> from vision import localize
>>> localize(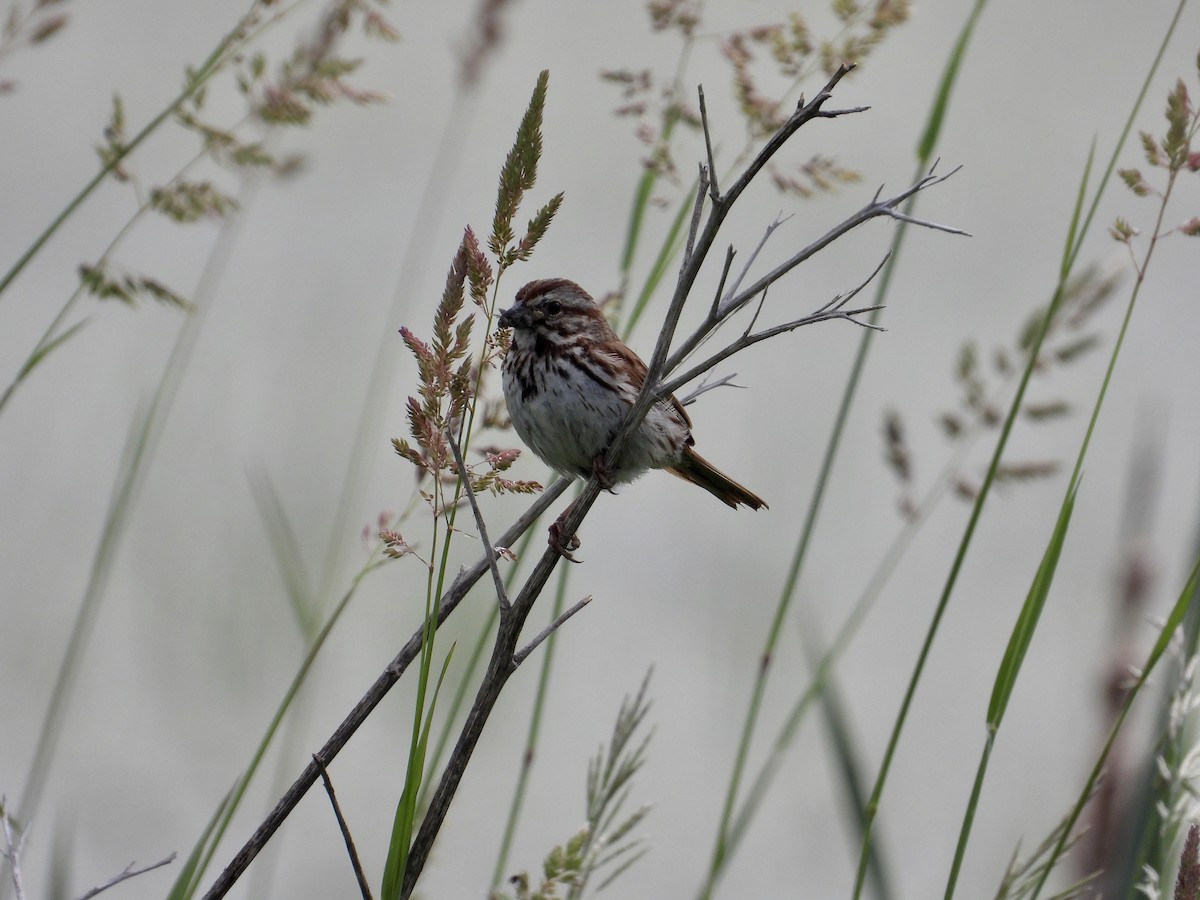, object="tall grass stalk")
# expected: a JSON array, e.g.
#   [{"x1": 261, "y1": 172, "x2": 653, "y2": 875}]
[
  {"x1": 699, "y1": 4, "x2": 991, "y2": 895},
  {"x1": 855, "y1": 3, "x2": 1191, "y2": 894},
  {"x1": 419, "y1": 526, "x2": 538, "y2": 818},
  {"x1": 0, "y1": 0, "x2": 298, "y2": 302},
  {"x1": 1029, "y1": 552, "x2": 1200, "y2": 899},
  {"x1": 167, "y1": 555, "x2": 384, "y2": 899},
  {"x1": 381, "y1": 70, "x2": 557, "y2": 894},
  {"x1": 14, "y1": 169, "x2": 265, "y2": 837},
  {"x1": 490, "y1": 555, "x2": 574, "y2": 889}
]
